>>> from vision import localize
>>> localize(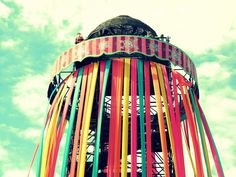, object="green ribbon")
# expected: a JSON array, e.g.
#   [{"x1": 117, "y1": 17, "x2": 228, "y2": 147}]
[
  {"x1": 189, "y1": 89, "x2": 211, "y2": 177},
  {"x1": 60, "y1": 67, "x2": 83, "y2": 177},
  {"x1": 138, "y1": 60, "x2": 147, "y2": 177},
  {"x1": 92, "y1": 60, "x2": 111, "y2": 177},
  {"x1": 36, "y1": 82, "x2": 64, "y2": 177}
]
